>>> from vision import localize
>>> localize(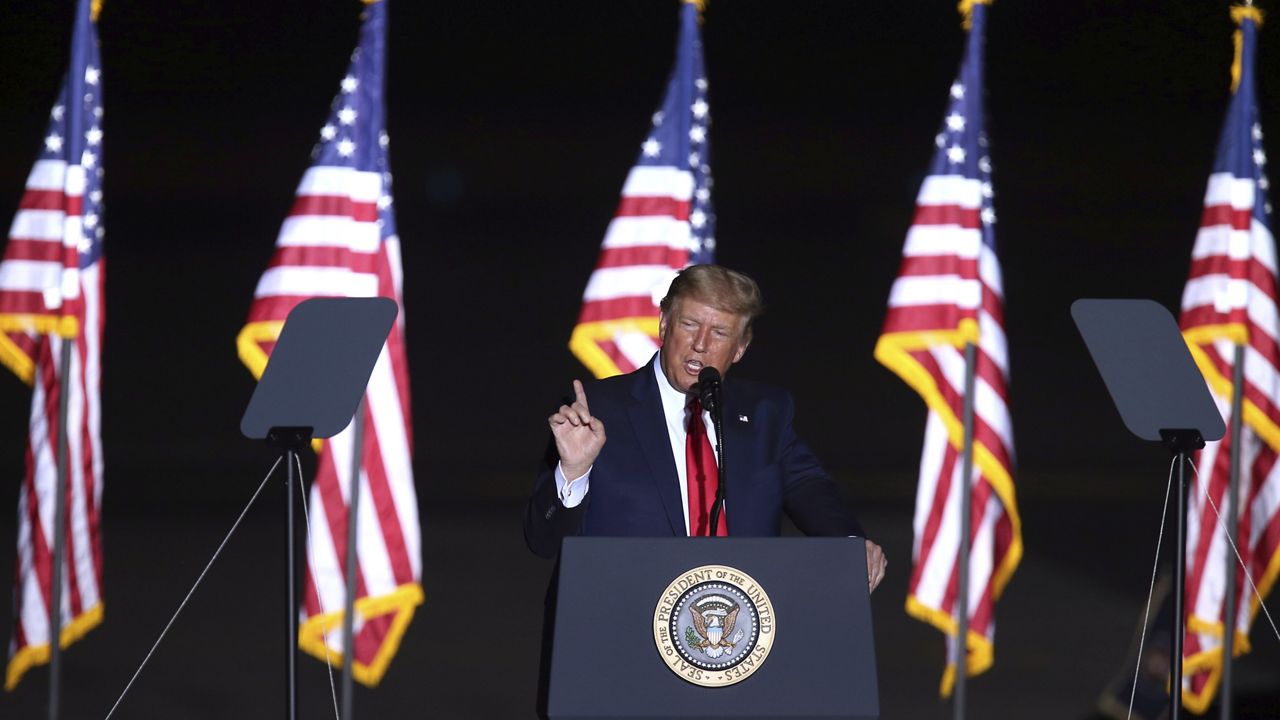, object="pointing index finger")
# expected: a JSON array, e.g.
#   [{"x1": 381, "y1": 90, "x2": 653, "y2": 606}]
[{"x1": 573, "y1": 379, "x2": 590, "y2": 412}]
